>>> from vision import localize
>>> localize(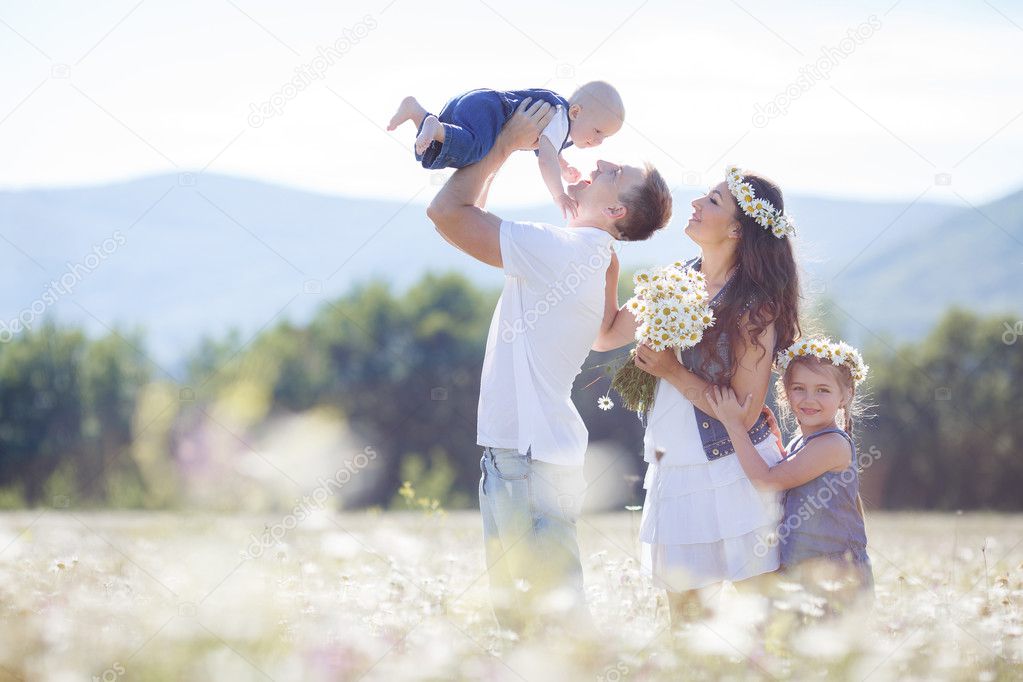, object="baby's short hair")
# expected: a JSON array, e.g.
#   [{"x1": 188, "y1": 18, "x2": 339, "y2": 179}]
[{"x1": 570, "y1": 81, "x2": 624, "y2": 120}]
